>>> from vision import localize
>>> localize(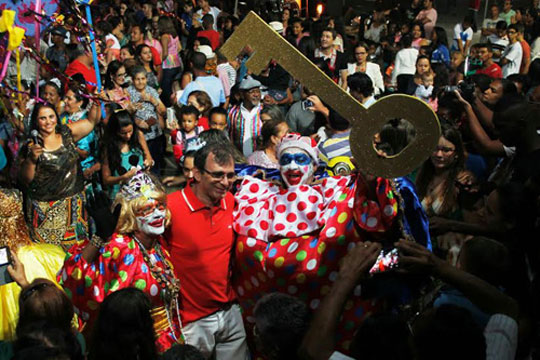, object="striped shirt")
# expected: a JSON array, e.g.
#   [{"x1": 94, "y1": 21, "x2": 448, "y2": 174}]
[{"x1": 318, "y1": 129, "x2": 352, "y2": 165}]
